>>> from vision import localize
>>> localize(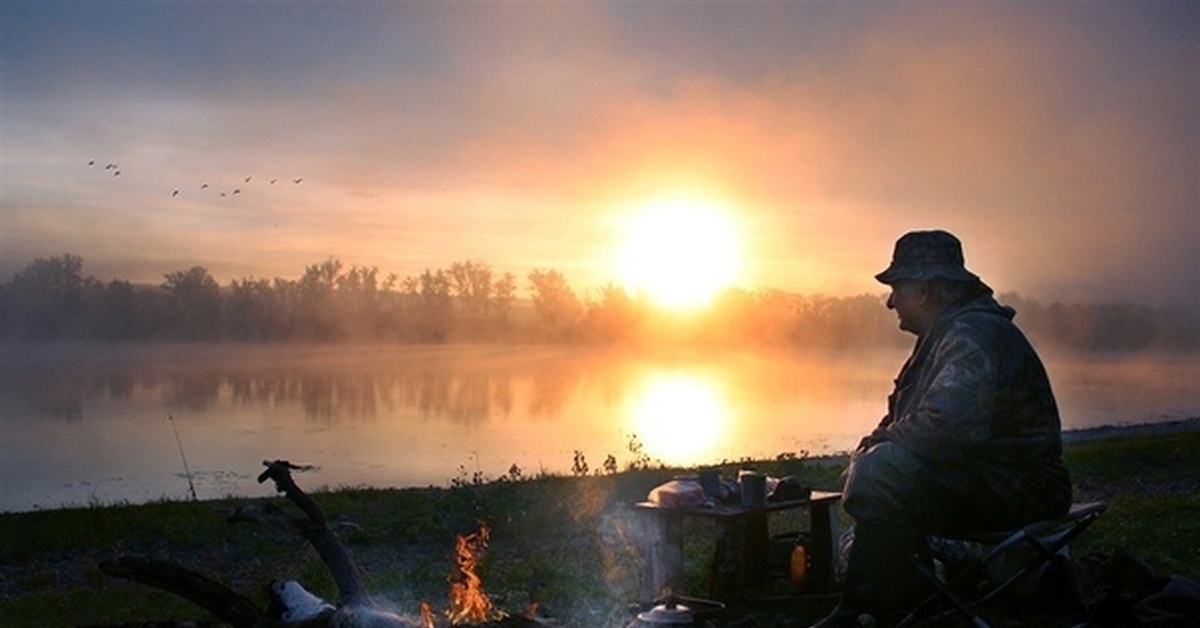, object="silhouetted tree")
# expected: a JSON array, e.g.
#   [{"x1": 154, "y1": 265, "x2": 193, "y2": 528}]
[
  {"x1": 5, "y1": 254, "x2": 88, "y2": 338},
  {"x1": 226, "y1": 277, "x2": 287, "y2": 341},
  {"x1": 162, "y1": 267, "x2": 222, "y2": 341},
  {"x1": 295, "y1": 259, "x2": 344, "y2": 341},
  {"x1": 490, "y1": 272, "x2": 517, "y2": 338},
  {"x1": 699, "y1": 288, "x2": 796, "y2": 346},
  {"x1": 403, "y1": 268, "x2": 453, "y2": 342},
  {"x1": 527, "y1": 268, "x2": 582, "y2": 342},
  {"x1": 1000, "y1": 293, "x2": 1170, "y2": 352},
  {"x1": 372, "y1": 272, "x2": 403, "y2": 340},
  {"x1": 582, "y1": 282, "x2": 641, "y2": 344},
  {"x1": 448, "y1": 260, "x2": 494, "y2": 340},
  {"x1": 84, "y1": 279, "x2": 153, "y2": 340},
  {"x1": 0, "y1": 282, "x2": 8, "y2": 336},
  {"x1": 334, "y1": 264, "x2": 381, "y2": 339},
  {"x1": 3, "y1": 251, "x2": 1197, "y2": 350}
]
